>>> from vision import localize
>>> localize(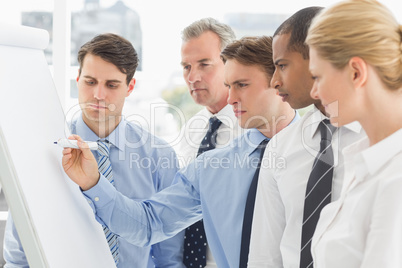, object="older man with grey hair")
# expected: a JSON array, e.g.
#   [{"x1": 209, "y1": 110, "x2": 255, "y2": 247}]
[{"x1": 176, "y1": 18, "x2": 242, "y2": 268}]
